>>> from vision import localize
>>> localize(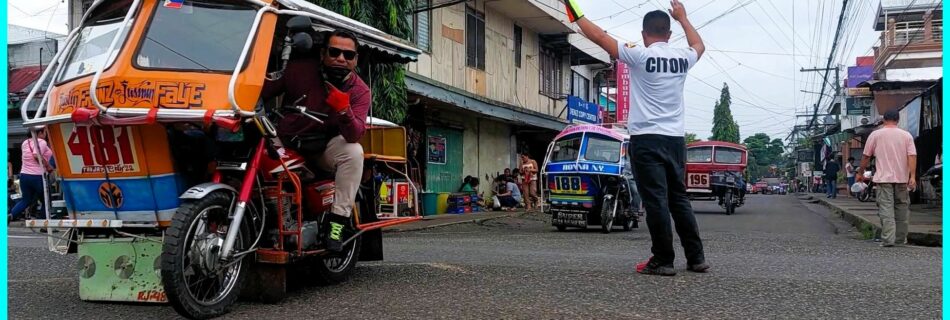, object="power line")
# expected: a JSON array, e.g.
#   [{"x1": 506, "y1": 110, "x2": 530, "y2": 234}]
[
  {"x1": 704, "y1": 53, "x2": 790, "y2": 111},
  {"x1": 706, "y1": 49, "x2": 817, "y2": 58},
  {"x1": 805, "y1": 0, "x2": 850, "y2": 130},
  {"x1": 740, "y1": 3, "x2": 792, "y2": 54},
  {"x1": 687, "y1": 73, "x2": 794, "y2": 117},
  {"x1": 670, "y1": 0, "x2": 759, "y2": 43},
  {"x1": 762, "y1": 0, "x2": 815, "y2": 54},
  {"x1": 590, "y1": 0, "x2": 651, "y2": 22}
]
